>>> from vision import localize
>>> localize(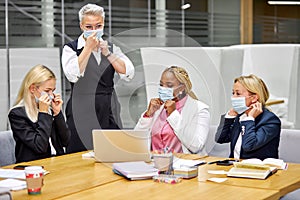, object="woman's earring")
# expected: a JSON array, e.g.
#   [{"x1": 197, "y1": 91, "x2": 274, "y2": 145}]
[{"x1": 178, "y1": 91, "x2": 183, "y2": 99}]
